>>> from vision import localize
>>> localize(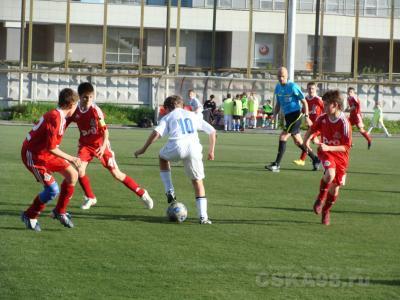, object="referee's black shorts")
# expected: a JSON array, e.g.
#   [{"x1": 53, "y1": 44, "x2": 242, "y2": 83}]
[{"x1": 283, "y1": 110, "x2": 303, "y2": 135}]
